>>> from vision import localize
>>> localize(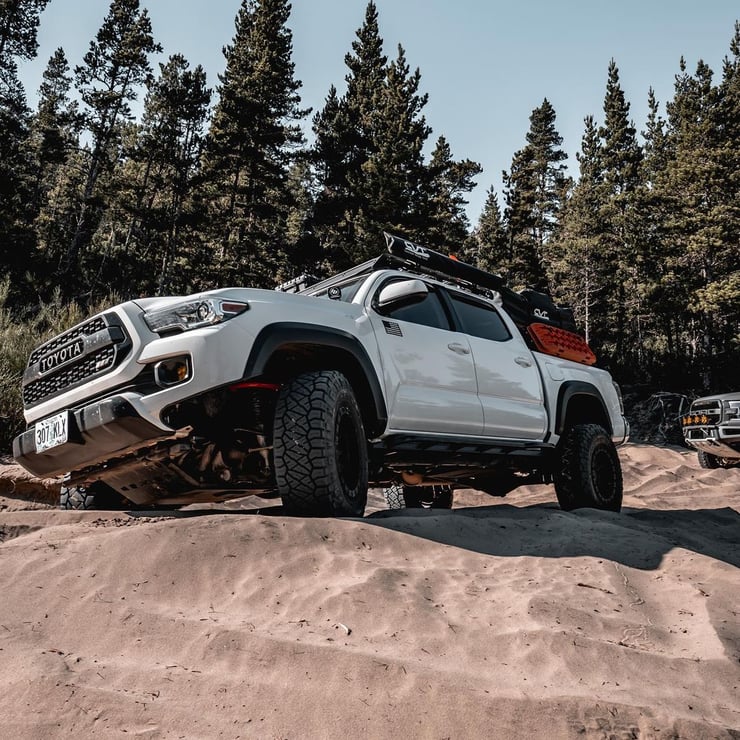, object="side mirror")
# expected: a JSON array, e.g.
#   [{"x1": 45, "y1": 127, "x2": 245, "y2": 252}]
[{"x1": 377, "y1": 279, "x2": 429, "y2": 308}]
